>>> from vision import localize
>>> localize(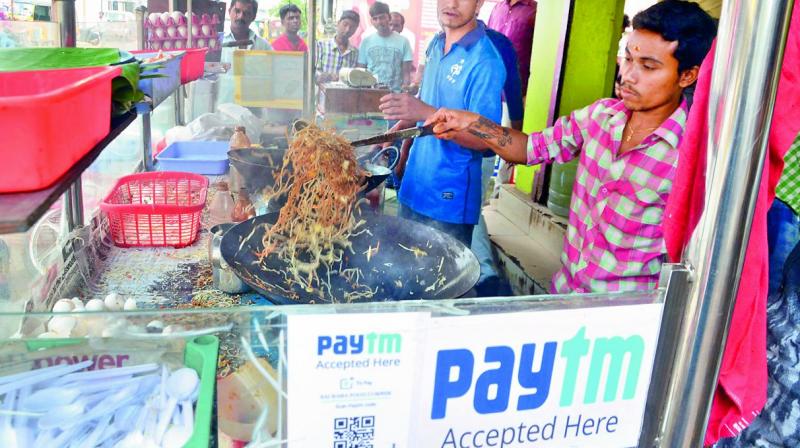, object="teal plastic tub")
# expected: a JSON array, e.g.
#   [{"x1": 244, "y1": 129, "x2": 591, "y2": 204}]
[{"x1": 132, "y1": 50, "x2": 185, "y2": 107}]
